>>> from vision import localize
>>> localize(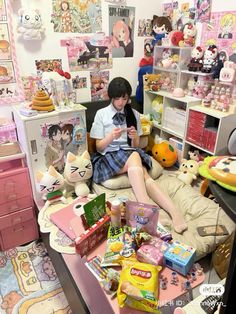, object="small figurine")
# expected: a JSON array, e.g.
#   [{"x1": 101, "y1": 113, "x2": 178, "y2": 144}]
[
  {"x1": 188, "y1": 46, "x2": 204, "y2": 72},
  {"x1": 160, "y1": 275, "x2": 168, "y2": 290},
  {"x1": 176, "y1": 159, "x2": 199, "y2": 185},
  {"x1": 201, "y1": 45, "x2": 218, "y2": 73},
  {"x1": 151, "y1": 15, "x2": 172, "y2": 46}
]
